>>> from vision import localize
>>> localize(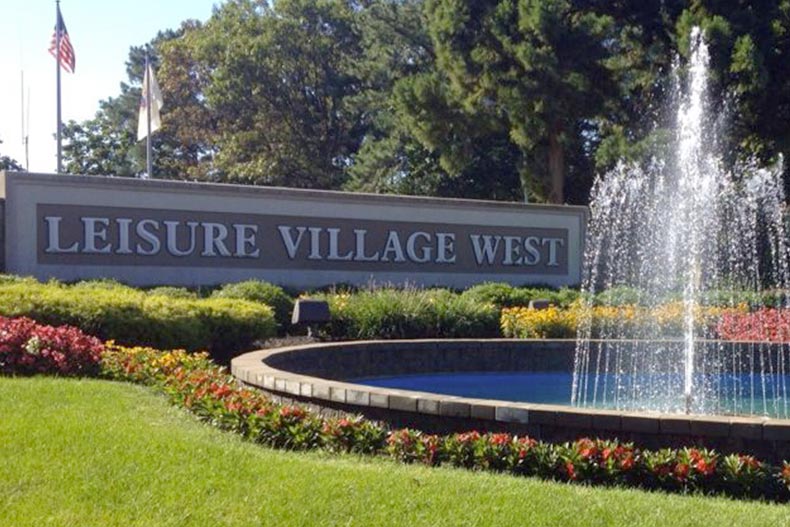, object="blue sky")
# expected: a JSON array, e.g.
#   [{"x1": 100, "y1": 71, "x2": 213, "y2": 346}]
[{"x1": 0, "y1": 0, "x2": 221, "y2": 172}]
